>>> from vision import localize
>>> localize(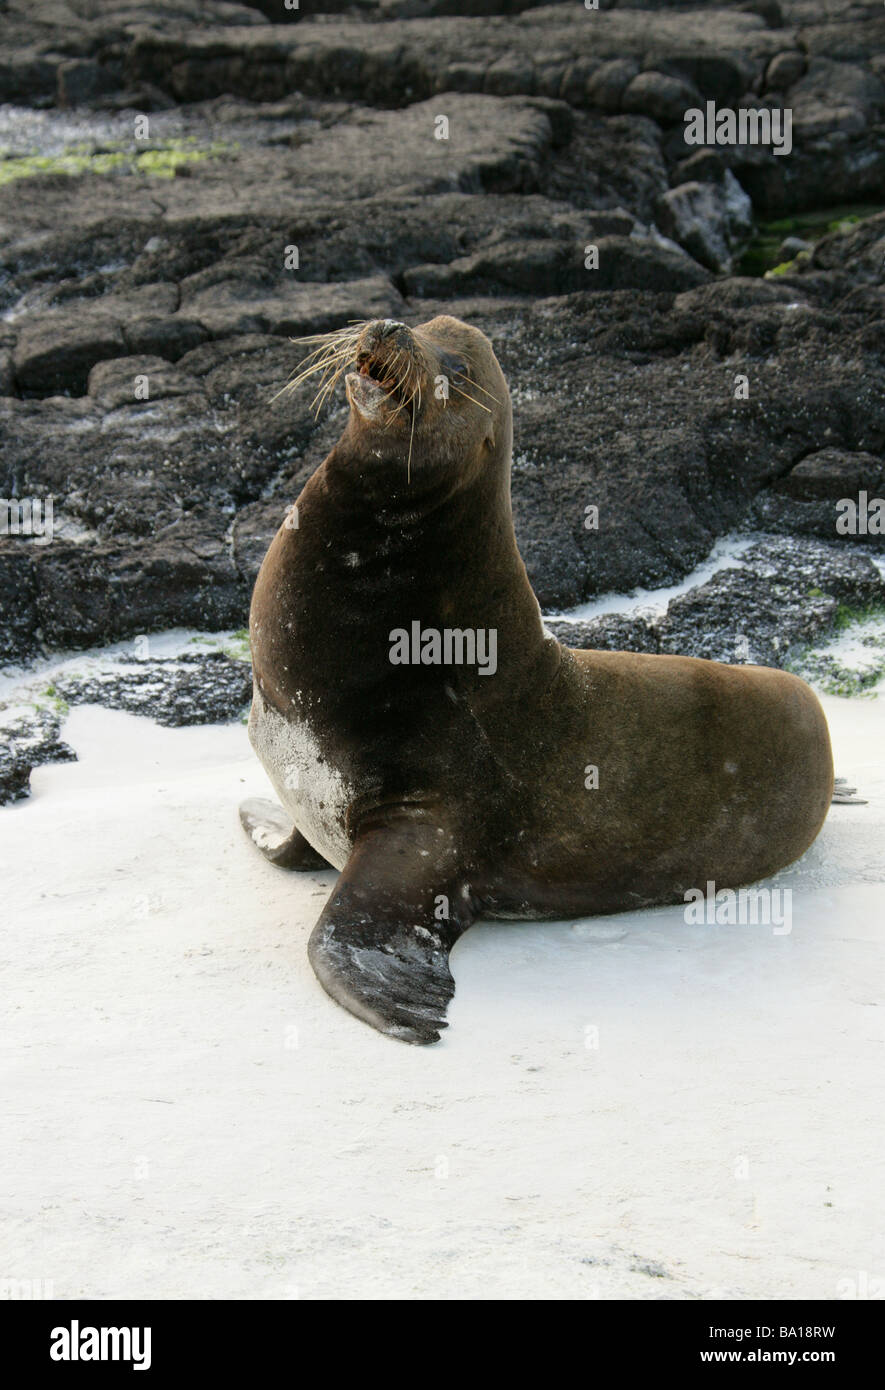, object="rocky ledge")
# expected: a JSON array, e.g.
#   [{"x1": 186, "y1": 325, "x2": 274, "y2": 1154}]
[
  {"x1": 1, "y1": 0, "x2": 884, "y2": 664},
  {"x1": 547, "y1": 535, "x2": 885, "y2": 667}
]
